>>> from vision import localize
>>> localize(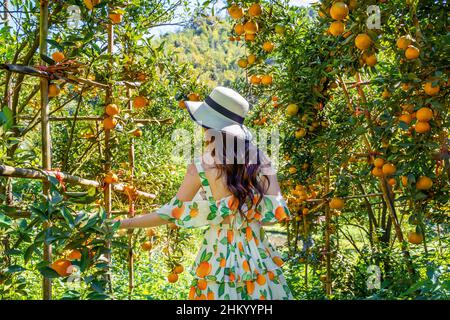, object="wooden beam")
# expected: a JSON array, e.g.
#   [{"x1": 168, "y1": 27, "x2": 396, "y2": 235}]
[{"x1": 17, "y1": 115, "x2": 174, "y2": 124}]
